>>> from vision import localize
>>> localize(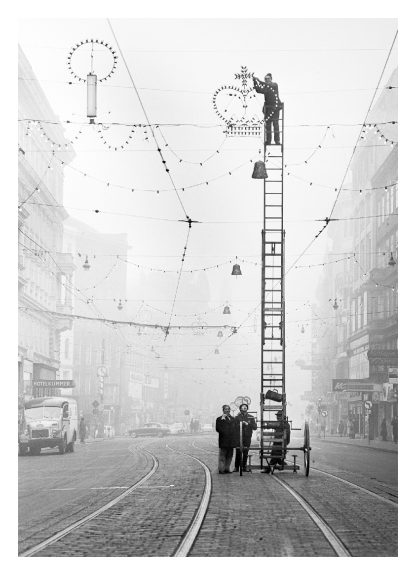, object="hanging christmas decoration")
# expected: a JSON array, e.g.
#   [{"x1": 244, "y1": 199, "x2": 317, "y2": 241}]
[{"x1": 67, "y1": 39, "x2": 118, "y2": 123}]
